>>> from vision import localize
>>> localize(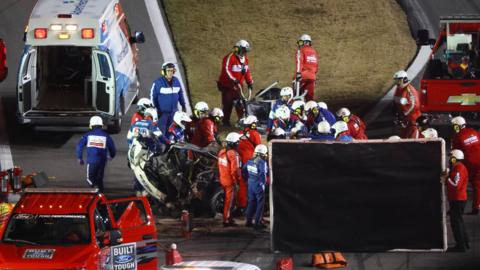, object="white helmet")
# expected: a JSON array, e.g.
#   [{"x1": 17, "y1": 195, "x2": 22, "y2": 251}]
[
  {"x1": 225, "y1": 132, "x2": 241, "y2": 144},
  {"x1": 387, "y1": 135, "x2": 401, "y2": 141},
  {"x1": 305, "y1": 100, "x2": 319, "y2": 112},
  {"x1": 144, "y1": 108, "x2": 158, "y2": 122},
  {"x1": 194, "y1": 101, "x2": 209, "y2": 112},
  {"x1": 336, "y1": 107, "x2": 351, "y2": 118},
  {"x1": 333, "y1": 121, "x2": 349, "y2": 137},
  {"x1": 272, "y1": 127, "x2": 286, "y2": 137},
  {"x1": 450, "y1": 149, "x2": 464, "y2": 160},
  {"x1": 317, "y1": 102, "x2": 328, "y2": 110},
  {"x1": 451, "y1": 116, "x2": 466, "y2": 126},
  {"x1": 280, "y1": 86, "x2": 294, "y2": 98},
  {"x1": 137, "y1": 98, "x2": 153, "y2": 111},
  {"x1": 254, "y1": 144, "x2": 268, "y2": 155},
  {"x1": 421, "y1": 128, "x2": 438, "y2": 138},
  {"x1": 210, "y1": 107, "x2": 224, "y2": 118},
  {"x1": 291, "y1": 100, "x2": 305, "y2": 111},
  {"x1": 235, "y1": 39, "x2": 250, "y2": 52},
  {"x1": 393, "y1": 70, "x2": 409, "y2": 83},
  {"x1": 317, "y1": 121, "x2": 331, "y2": 134},
  {"x1": 173, "y1": 111, "x2": 192, "y2": 129},
  {"x1": 243, "y1": 115, "x2": 258, "y2": 125},
  {"x1": 299, "y1": 34, "x2": 312, "y2": 43},
  {"x1": 89, "y1": 116, "x2": 103, "y2": 128},
  {"x1": 275, "y1": 106, "x2": 291, "y2": 120}
]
